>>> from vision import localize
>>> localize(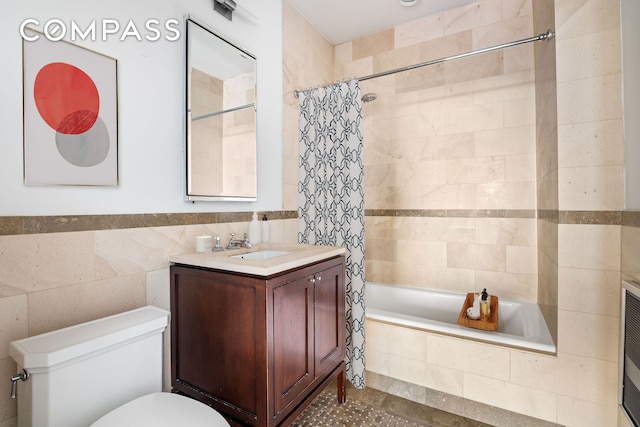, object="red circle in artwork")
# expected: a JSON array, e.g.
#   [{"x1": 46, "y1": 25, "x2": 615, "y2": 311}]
[{"x1": 33, "y1": 62, "x2": 100, "y2": 135}]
